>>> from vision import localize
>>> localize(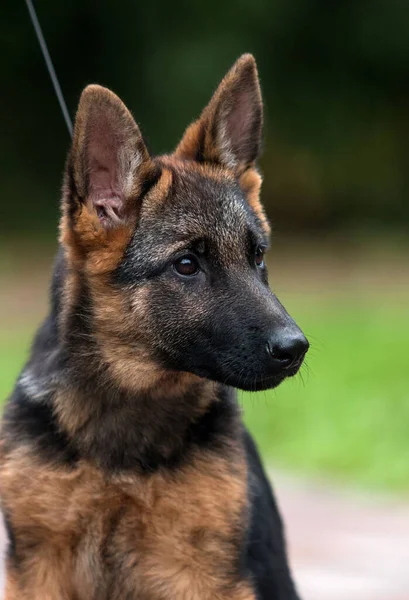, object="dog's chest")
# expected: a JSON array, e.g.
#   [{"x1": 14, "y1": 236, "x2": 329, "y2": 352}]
[
  {"x1": 81, "y1": 470, "x2": 249, "y2": 598},
  {"x1": 2, "y1": 454, "x2": 252, "y2": 600}
]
